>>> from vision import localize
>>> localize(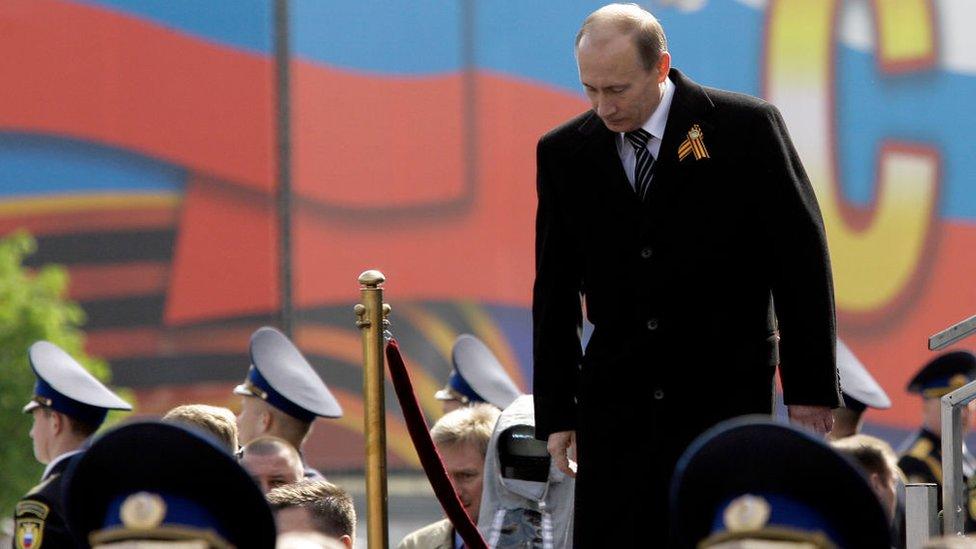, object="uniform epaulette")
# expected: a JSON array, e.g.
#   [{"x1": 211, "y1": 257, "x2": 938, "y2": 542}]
[
  {"x1": 909, "y1": 437, "x2": 933, "y2": 459},
  {"x1": 25, "y1": 474, "x2": 56, "y2": 497}
]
